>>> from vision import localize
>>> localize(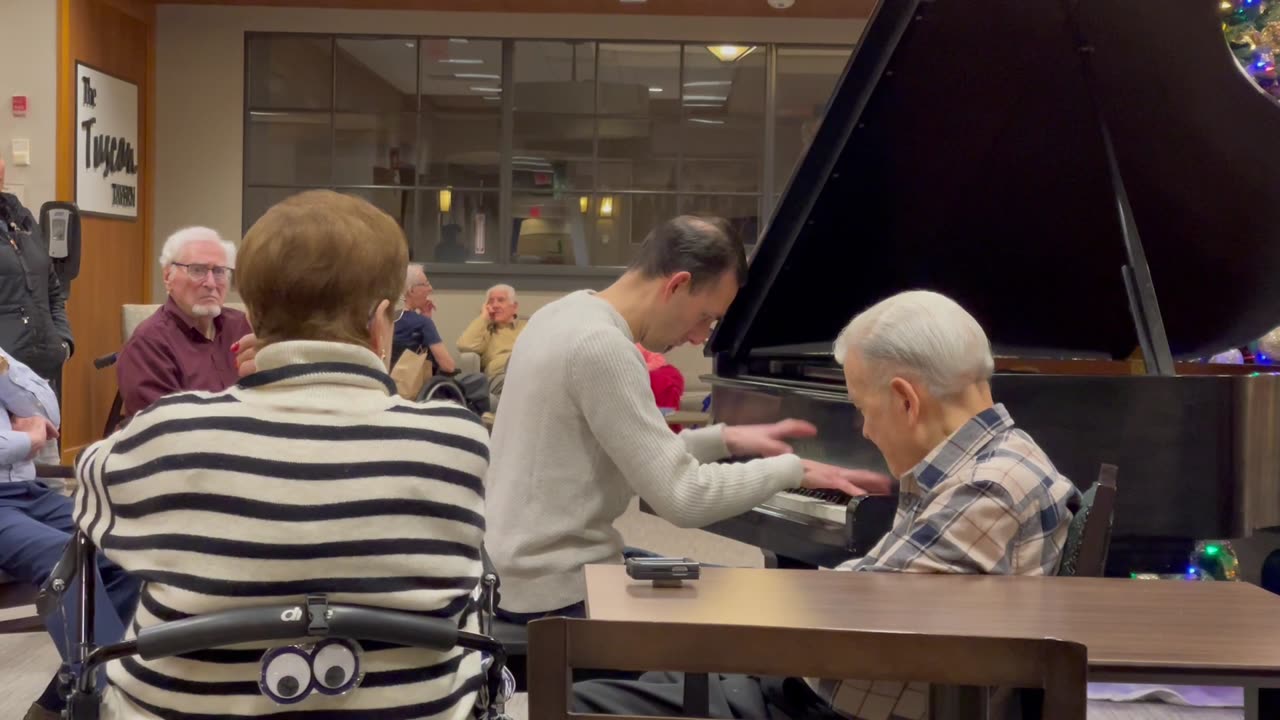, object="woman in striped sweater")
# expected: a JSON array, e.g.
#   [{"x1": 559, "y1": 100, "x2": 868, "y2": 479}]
[{"x1": 72, "y1": 190, "x2": 490, "y2": 719}]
